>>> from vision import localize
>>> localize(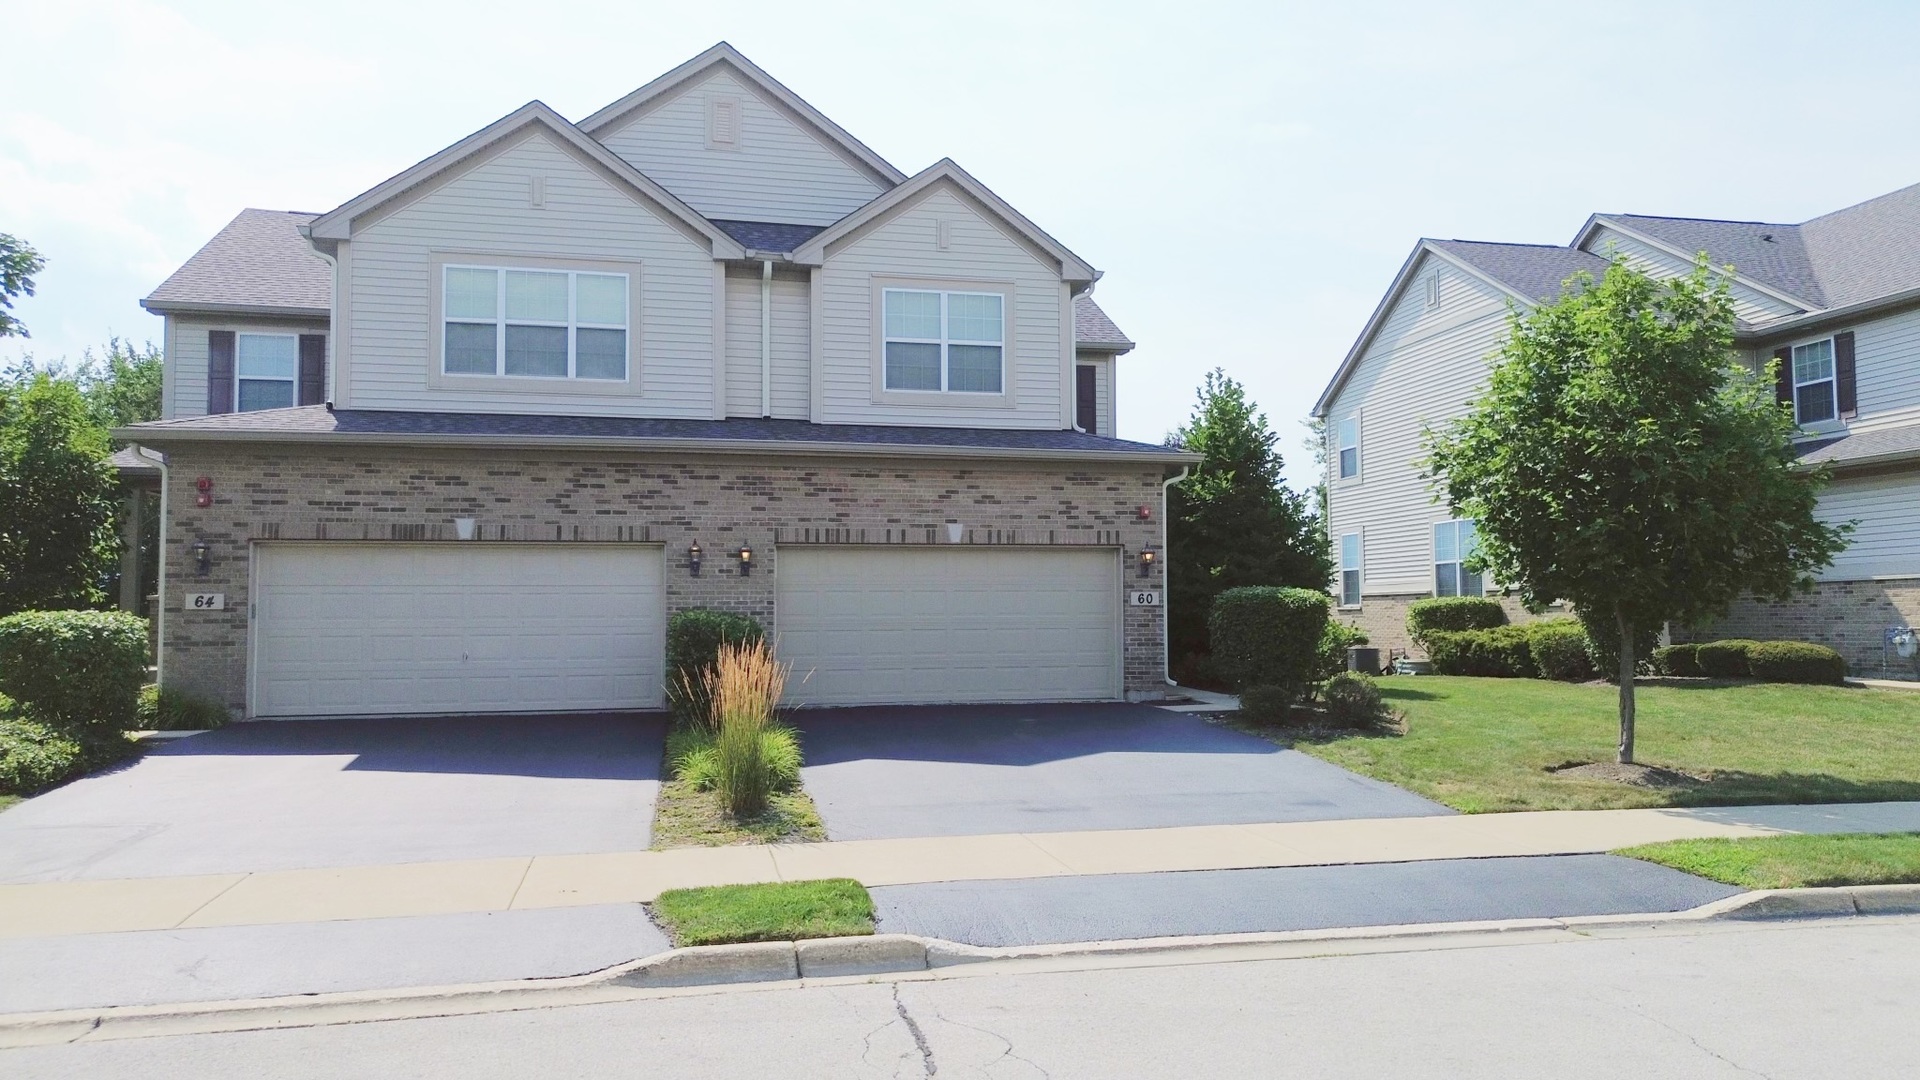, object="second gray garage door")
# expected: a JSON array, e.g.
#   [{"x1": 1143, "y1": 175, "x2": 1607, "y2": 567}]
[{"x1": 774, "y1": 547, "x2": 1121, "y2": 706}]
